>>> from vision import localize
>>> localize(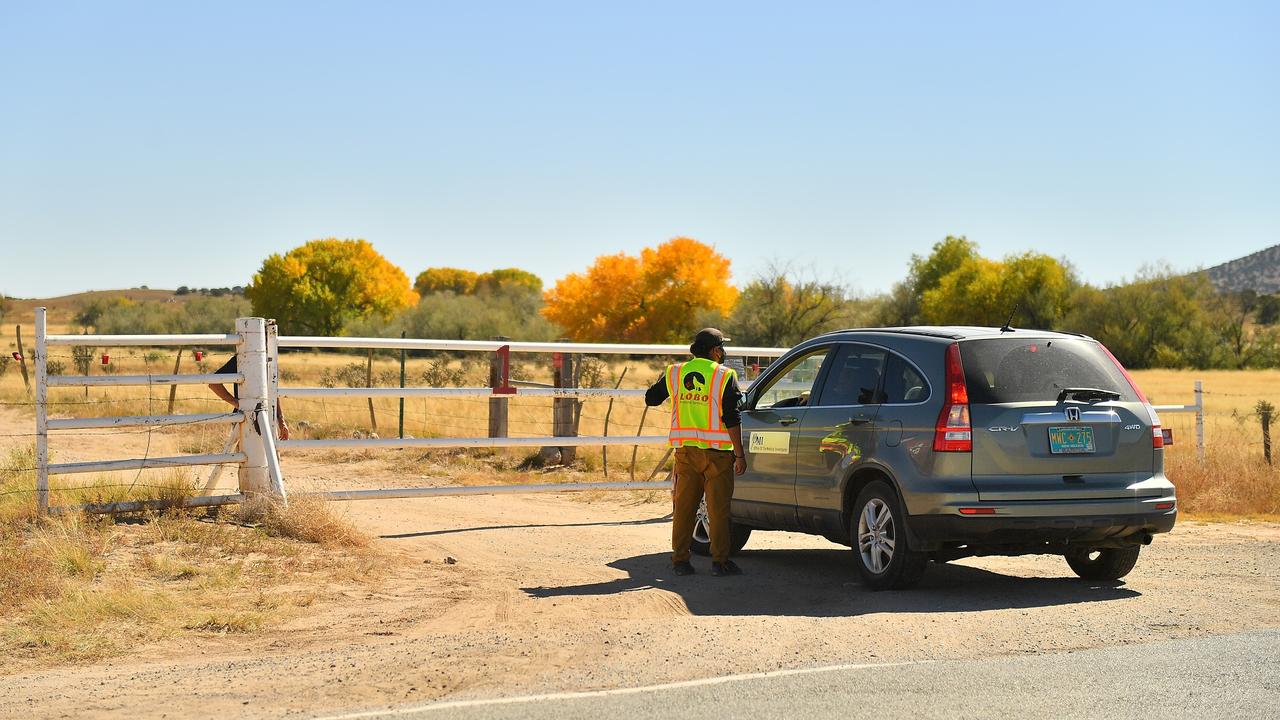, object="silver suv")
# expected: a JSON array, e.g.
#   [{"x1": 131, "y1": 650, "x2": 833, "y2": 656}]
[{"x1": 690, "y1": 327, "x2": 1177, "y2": 590}]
